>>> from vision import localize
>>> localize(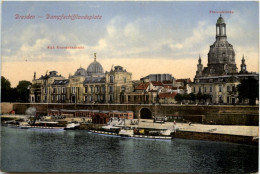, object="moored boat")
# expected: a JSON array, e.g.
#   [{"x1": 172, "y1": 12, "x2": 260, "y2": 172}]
[
  {"x1": 118, "y1": 128, "x2": 134, "y2": 137},
  {"x1": 64, "y1": 122, "x2": 80, "y2": 130}
]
